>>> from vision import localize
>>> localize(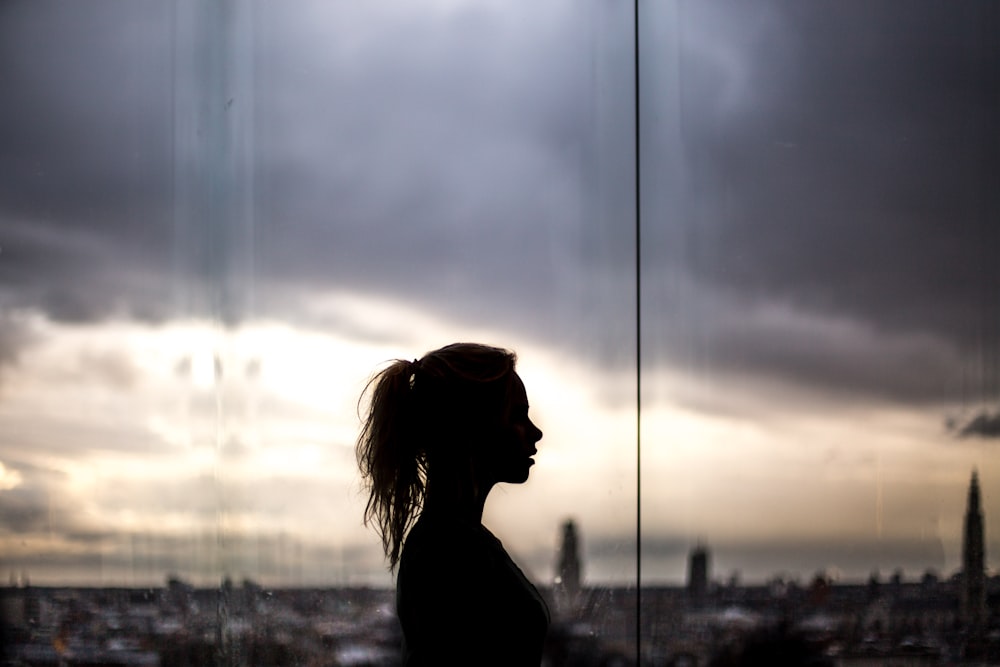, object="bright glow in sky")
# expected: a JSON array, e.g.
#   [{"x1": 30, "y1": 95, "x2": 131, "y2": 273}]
[
  {"x1": 0, "y1": 297, "x2": 995, "y2": 587},
  {"x1": 0, "y1": 299, "x2": 633, "y2": 586}
]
